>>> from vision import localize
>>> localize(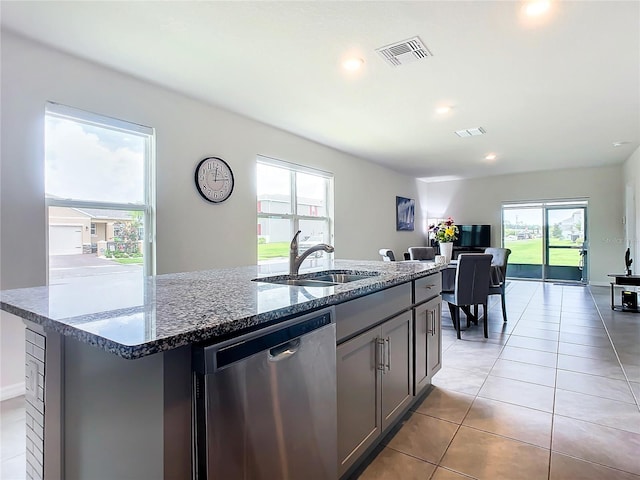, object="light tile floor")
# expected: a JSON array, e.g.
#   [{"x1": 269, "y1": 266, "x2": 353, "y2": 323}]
[
  {"x1": 1, "y1": 396, "x2": 26, "y2": 480},
  {"x1": 354, "y1": 281, "x2": 640, "y2": 480},
  {"x1": 1, "y1": 281, "x2": 639, "y2": 480}
]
